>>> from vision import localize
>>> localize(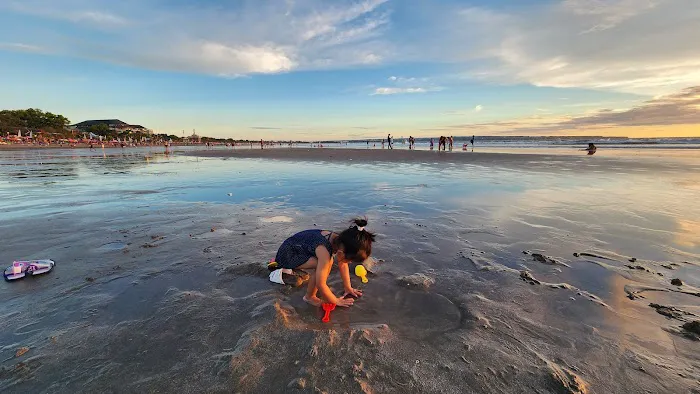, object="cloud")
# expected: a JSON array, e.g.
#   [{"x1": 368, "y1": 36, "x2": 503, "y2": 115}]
[
  {"x1": 0, "y1": 42, "x2": 46, "y2": 53},
  {"x1": 372, "y1": 74, "x2": 440, "y2": 95},
  {"x1": 562, "y1": 86, "x2": 700, "y2": 127},
  {"x1": 196, "y1": 42, "x2": 295, "y2": 75},
  {"x1": 474, "y1": 105, "x2": 483, "y2": 112},
  {"x1": 445, "y1": 0, "x2": 700, "y2": 94},
  {"x1": 446, "y1": 86, "x2": 700, "y2": 134},
  {"x1": 68, "y1": 10, "x2": 128, "y2": 25},
  {"x1": 372, "y1": 87, "x2": 428, "y2": 95},
  {"x1": 562, "y1": 0, "x2": 659, "y2": 33},
  {"x1": 2, "y1": 0, "x2": 699, "y2": 96},
  {"x1": 0, "y1": 0, "x2": 390, "y2": 75},
  {"x1": 5, "y1": 2, "x2": 129, "y2": 26}
]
